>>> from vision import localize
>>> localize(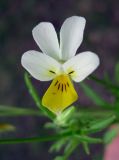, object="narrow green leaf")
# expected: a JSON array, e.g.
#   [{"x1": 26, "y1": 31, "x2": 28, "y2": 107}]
[
  {"x1": 55, "y1": 106, "x2": 76, "y2": 126},
  {"x1": 64, "y1": 140, "x2": 74, "y2": 154},
  {"x1": 44, "y1": 122, "x2": 56, "y2": 129},
  {"x1": 64, "y1": 139, "x2": 79, "y2": 159},
  {"x1": 84, "y1": 115, "x2": 116, "y2": 133},
  {"x1": 80, "y1": 82, "x2": 107, "y2": 106},
  {"x1": 103, "y1": 128, "x2": 118, "y2": 144},
  {"x1": 75, "y1": 109, "x2": 114, "y2": 119},
  {"x1": 0, "y1": 131, "x2": 72, "y2": 144},
  {"x1": 24, "y1": 72, "x2": 56, "y2": 120},
  {"x1": 82, "y1": 142, "x2": 90, "y2": 155},
  {"x1": 0, "y1": 105, "x2": 41, "y2": 116},
  {"x1": 49, "y1": 138, "x2": 67, "y2": 153},
  {"x1": 74, "y1": 135, "x2": 102, "y2": 143}
]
